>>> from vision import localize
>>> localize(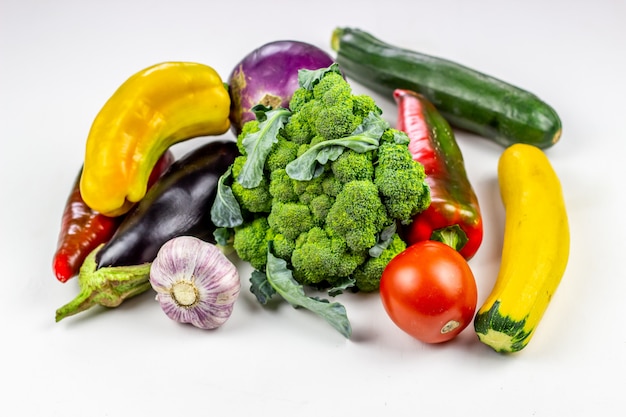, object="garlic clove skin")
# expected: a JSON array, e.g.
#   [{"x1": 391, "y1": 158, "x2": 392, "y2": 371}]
[{"x1": 149, "y1": 236, "x2": 240, "y2": 330}]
